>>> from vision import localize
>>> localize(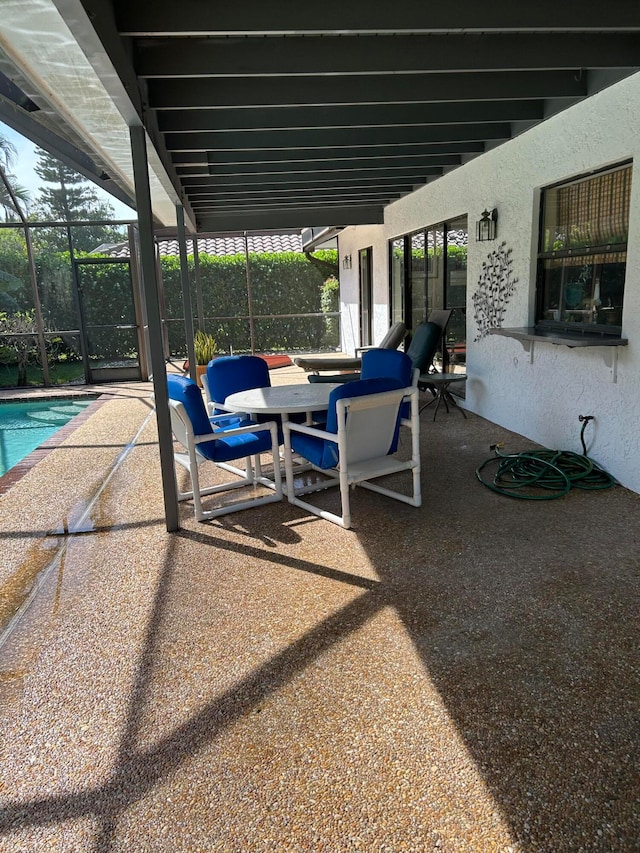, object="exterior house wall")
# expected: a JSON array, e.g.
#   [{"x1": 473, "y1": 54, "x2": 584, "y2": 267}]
[
  {"x1": 347, "y1": 71, "x2": 640, "y2": 494},
  {"x1": 337, "y1": 224, "x2": 387, "y2": 352}
]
